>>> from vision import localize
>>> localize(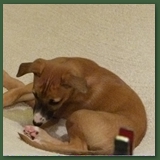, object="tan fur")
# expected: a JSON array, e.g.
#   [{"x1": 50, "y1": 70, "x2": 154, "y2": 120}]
[
  {"x1": 3, "y1": 57, "x2": 147, "y2": 155},
  {"x1": 3, "y1": 71, "x2": 35, "y2": 107}
]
